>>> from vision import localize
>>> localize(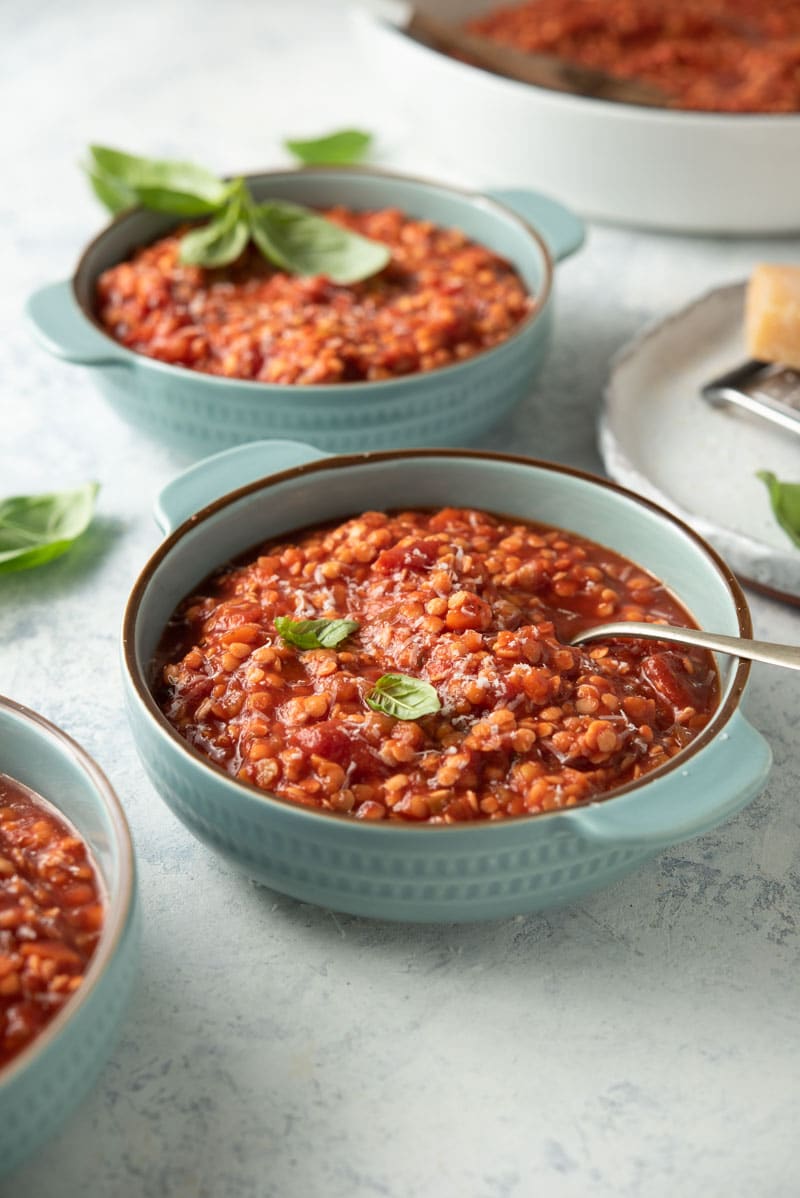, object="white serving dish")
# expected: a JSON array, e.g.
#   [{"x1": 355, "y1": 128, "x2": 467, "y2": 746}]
[{"x1": 352, "y1": 0, "x2": 800, "y2": 234}]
